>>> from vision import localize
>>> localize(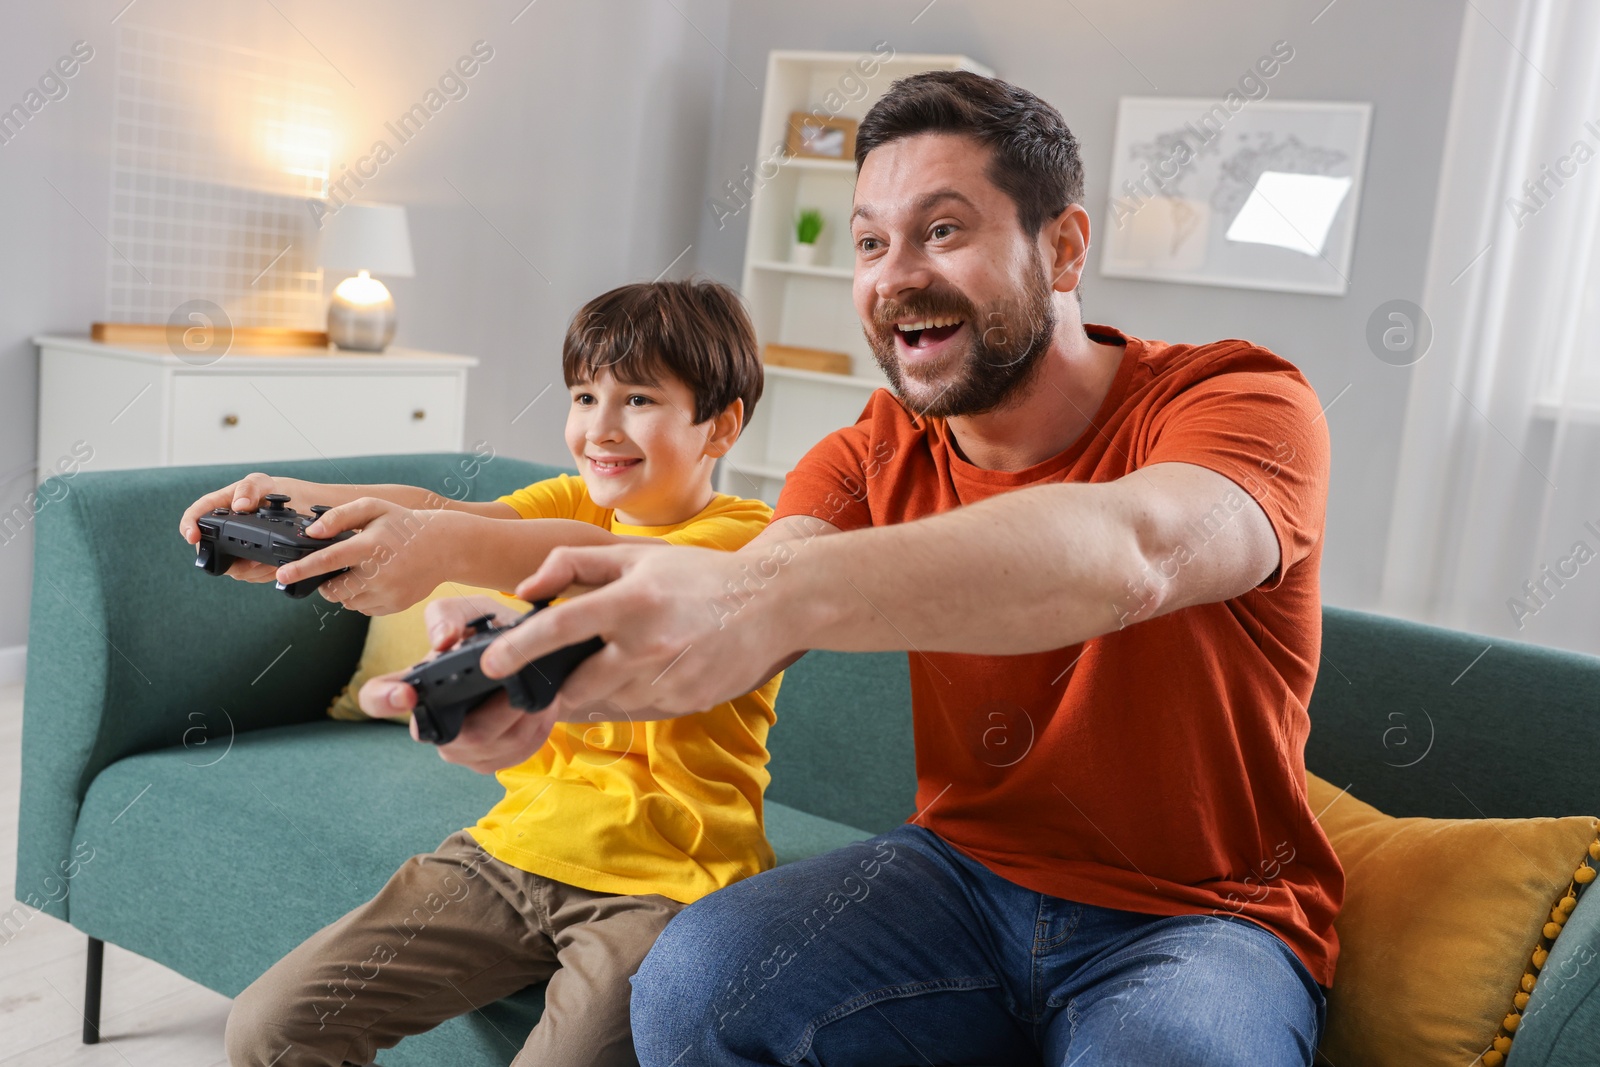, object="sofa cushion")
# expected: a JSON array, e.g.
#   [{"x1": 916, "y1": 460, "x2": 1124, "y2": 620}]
[
  {"x1": 766, "y1": 797, "x2": 875, "y2": 864},
  {"x1": 66, "y1": 717, "x2": 877, "y2": 1060},
  {"x1": 765, "y1": 649, "x2": 917, "y2": 835},
  {"x1": 69, "y1": 720, "x2": 507, "y2": 997},
  {"x1": 1308, "y1": 774, "x2": 1599, "y2": 1067}
]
